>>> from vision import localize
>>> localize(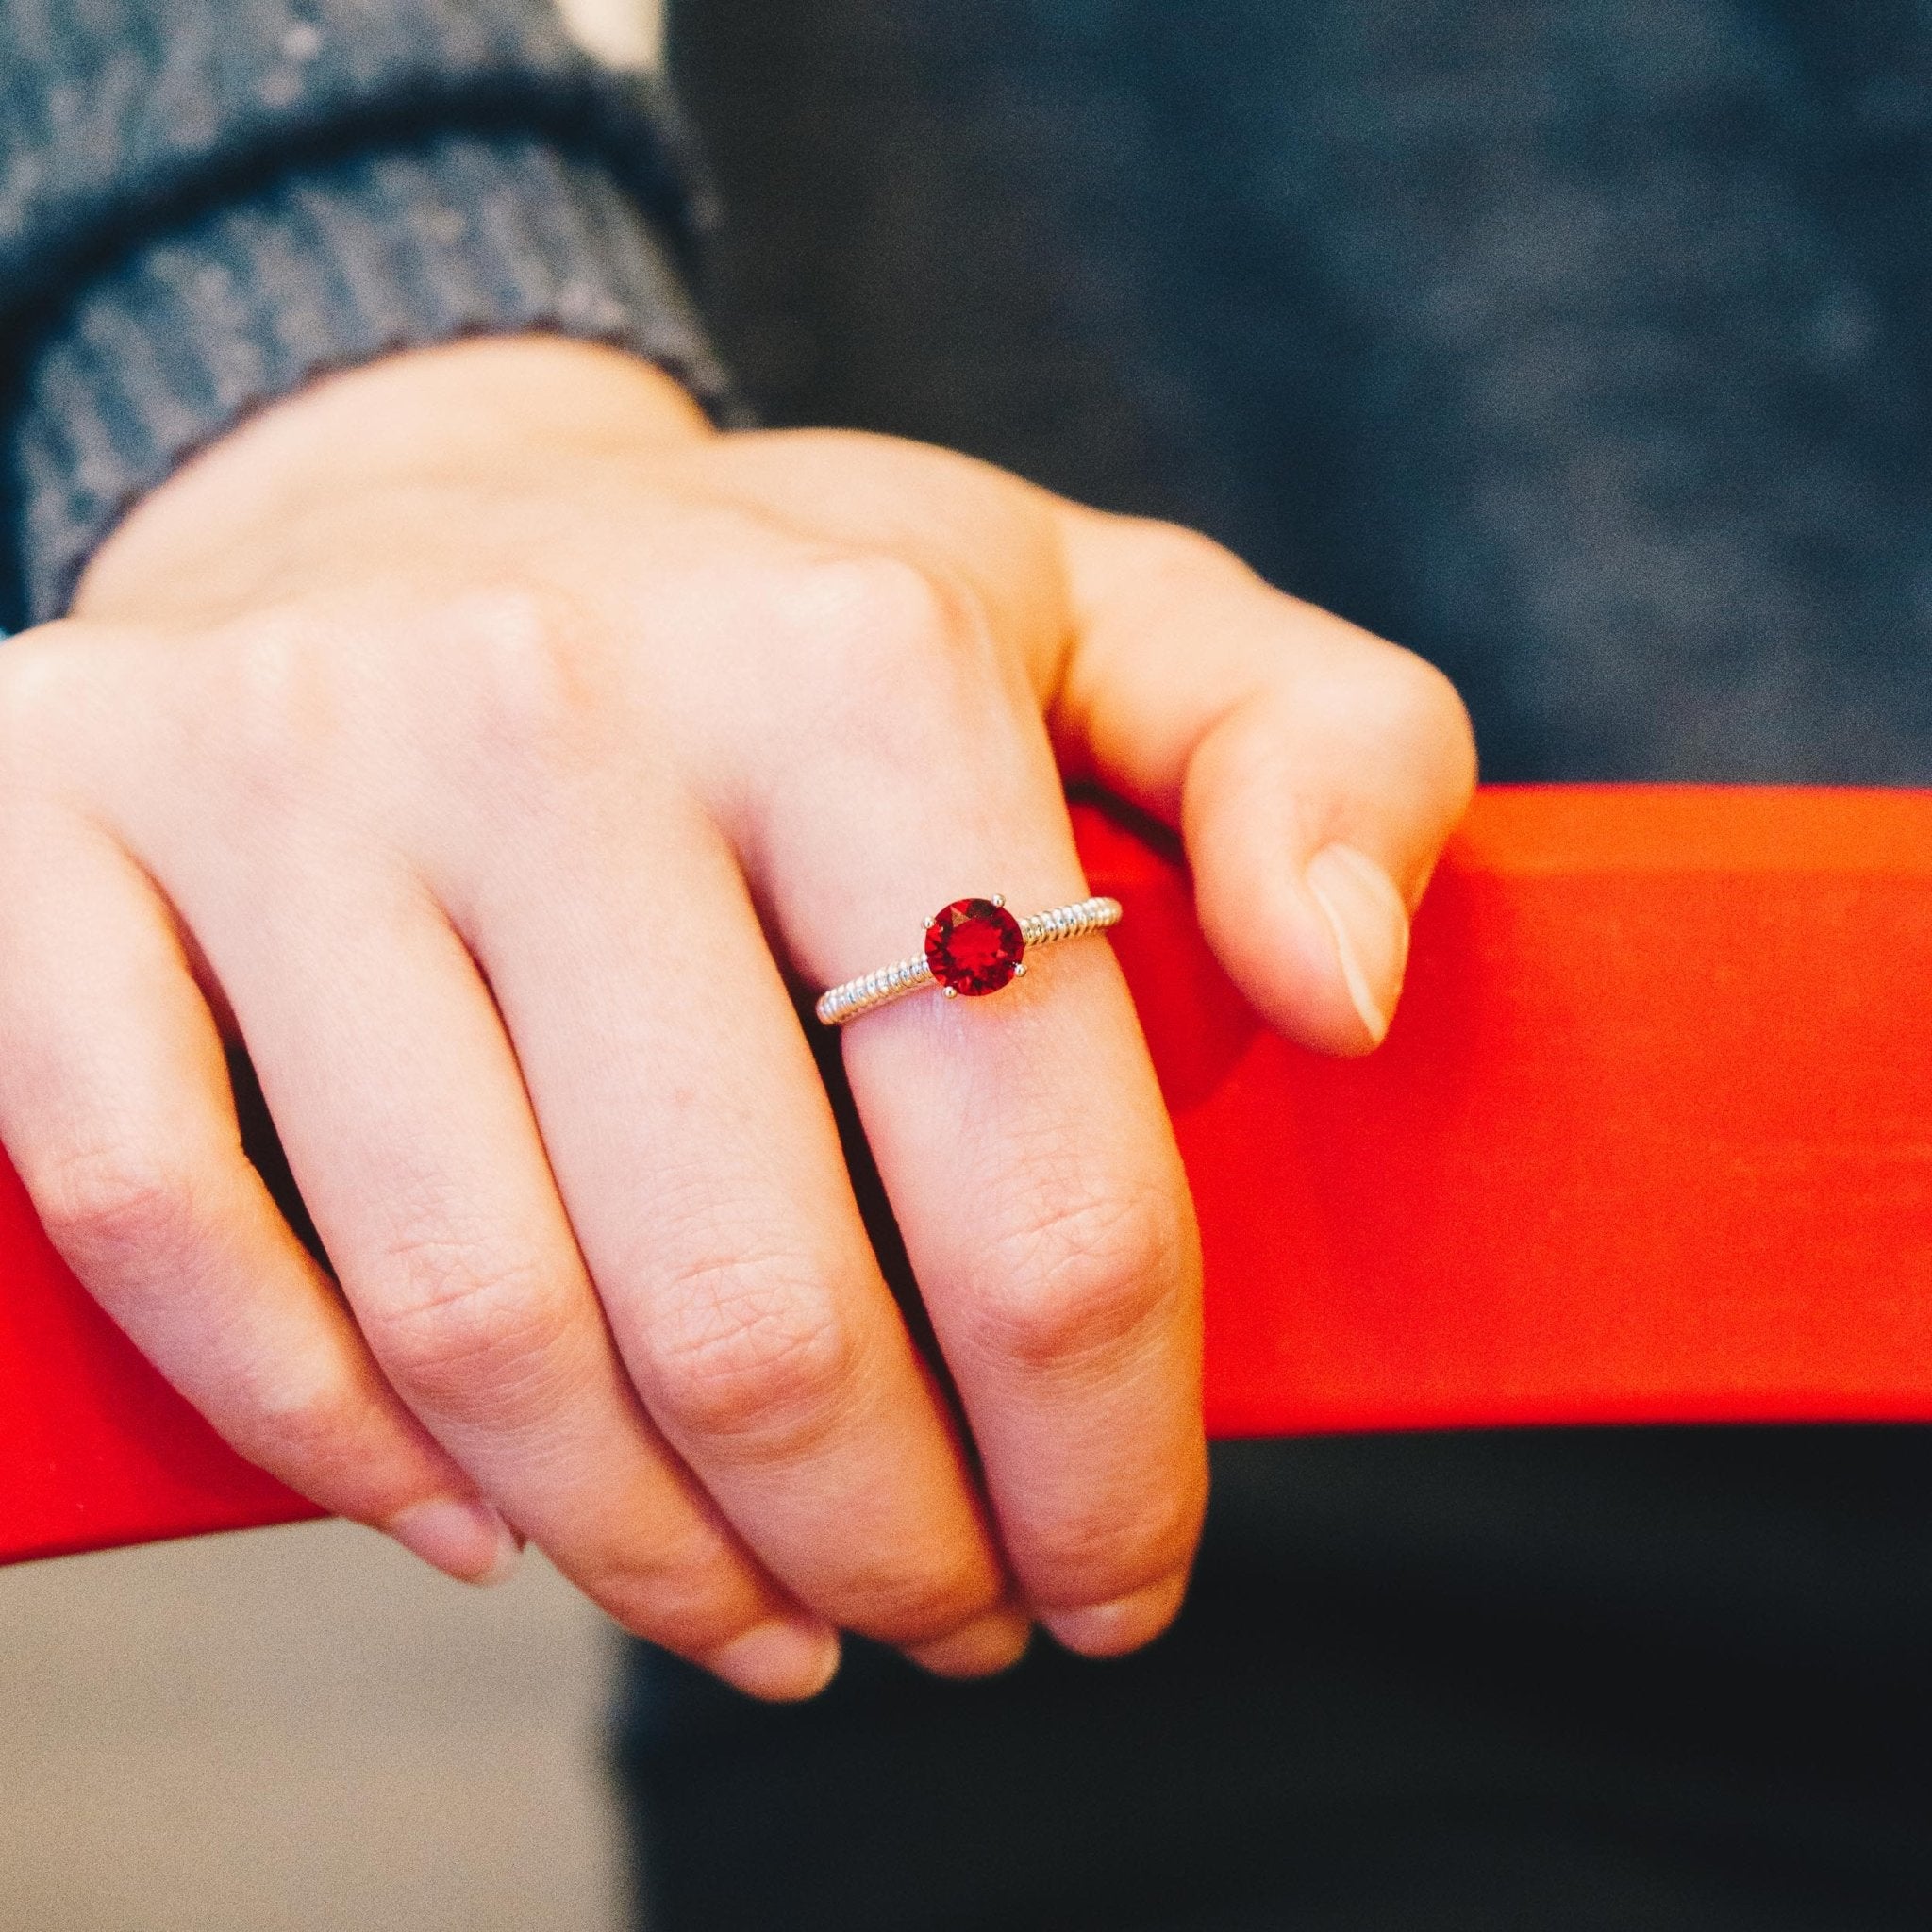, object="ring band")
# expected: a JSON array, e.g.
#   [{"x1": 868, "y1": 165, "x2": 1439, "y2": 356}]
[{"x1": 815, "y1": 894, "x2": 1124, "y2": 1027}]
